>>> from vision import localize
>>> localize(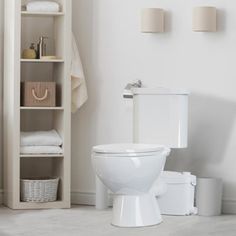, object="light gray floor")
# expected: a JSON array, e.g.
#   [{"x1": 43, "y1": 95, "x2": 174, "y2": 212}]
[{"x1": 0, "y1": 206, "x2": 236, "y2": 236}]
